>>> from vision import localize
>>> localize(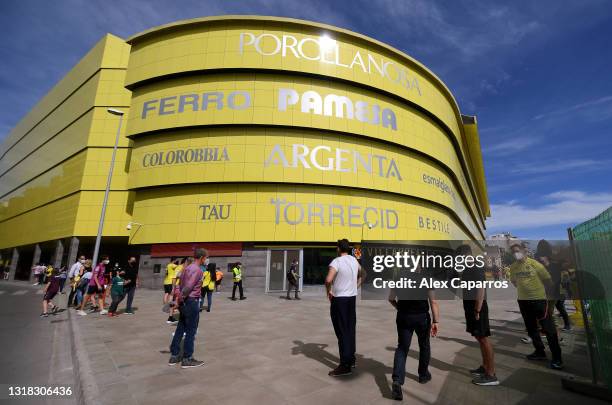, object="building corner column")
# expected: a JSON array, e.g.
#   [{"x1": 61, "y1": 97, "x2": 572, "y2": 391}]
[{"x1": 9, "y1": 248, "x2": 19, "y2": 281}]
